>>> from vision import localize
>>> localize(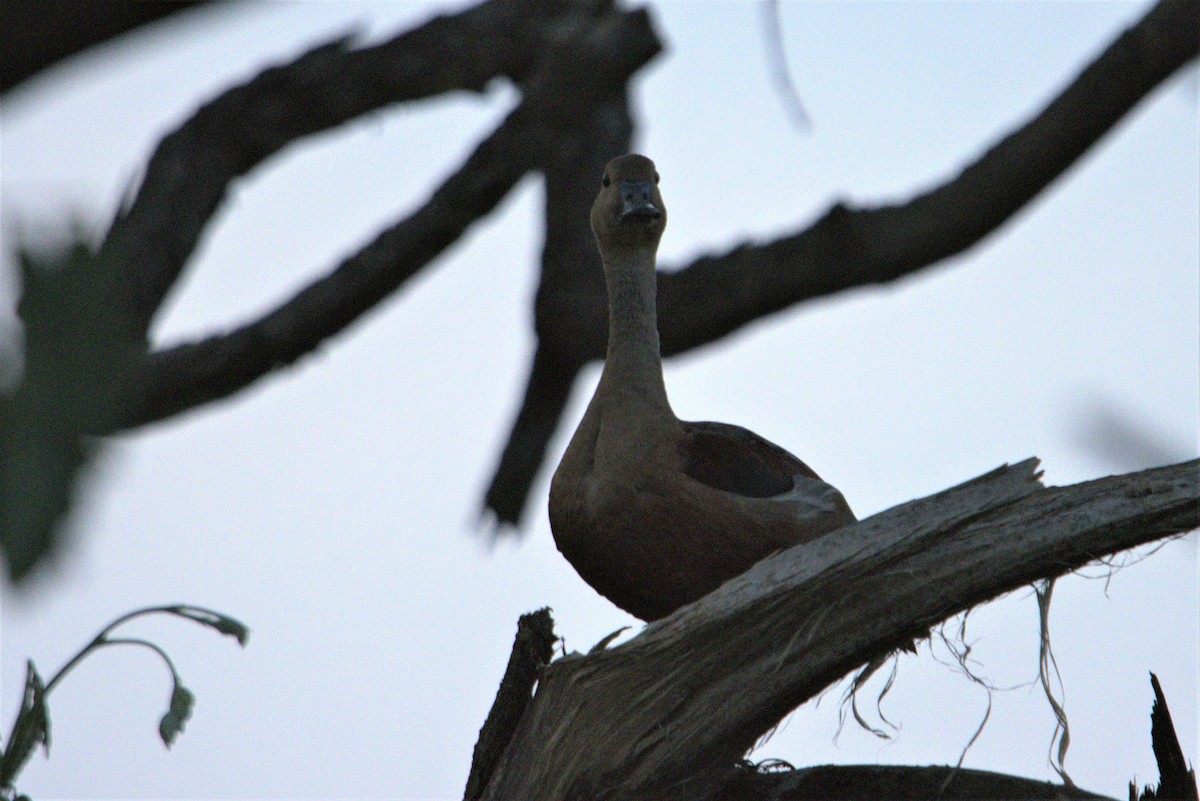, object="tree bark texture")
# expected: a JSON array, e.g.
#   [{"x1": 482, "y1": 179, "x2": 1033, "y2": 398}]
[
  {"x1": 1131, "y1": 673, "x2": 1200, "y2": 801},
  {"x1": 465, "y1": 608, "x2": 558, "y2": 800},
  {"x1": 479, "y1": 458, "x2": 1199, "y2": 800}
]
